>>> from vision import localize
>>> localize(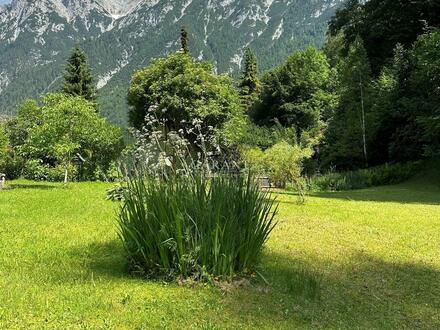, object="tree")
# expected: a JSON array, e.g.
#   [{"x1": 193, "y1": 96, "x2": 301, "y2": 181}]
[
  {"x1": 368, "y1": 31, "x2": 440, "y2": 163},
  {"x1": 252, "y1": 47, "x2": 333, "y2": 137},
  {"x1": 127, "y1": 52, "x2": 241, "y2": 139},
  {"x1": 19, "y1": 94, "x2": 123, "y2": 182},
  {"x1": 0, "y1": 125, "x2": 8, "y2": 167},
  {"x1": 322, "y1": 37, "x2": 373, "y2": 169},
  {"x1": 405, "y1": 30, "x2": 440, "y2": 157},
  {"x1": 62, "y1": 44, "x2": 97, "y2": 103},
  {"x1": 328, "y1": 0, "x2": 440, "y2": 75},
  {"x1": 238, "y1": 48, "x2": 261, "y2": 109},
  {"x1": 180, "y1": 26, "x2": 189, "y2": 54},
  {"x1": 4, "y1": 100, "x2": 41, "y2": 148},
  {"x1": 242, "y1": 141, "x2": 312, "y2": 201}
]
